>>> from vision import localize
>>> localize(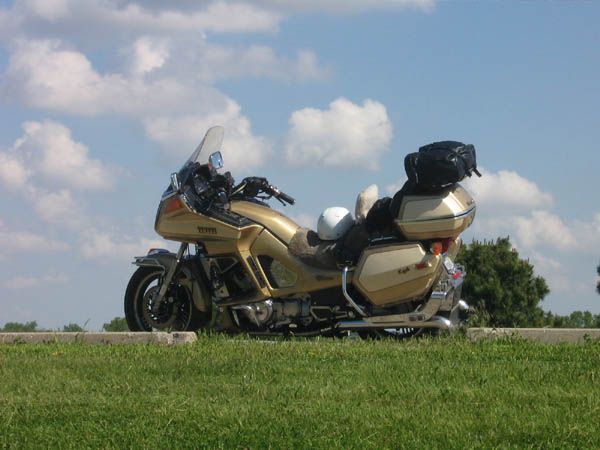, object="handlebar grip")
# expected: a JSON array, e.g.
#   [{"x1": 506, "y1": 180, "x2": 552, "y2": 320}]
[{"x1": 278, "y1": 192, "x2": 295, "y2": 205}]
